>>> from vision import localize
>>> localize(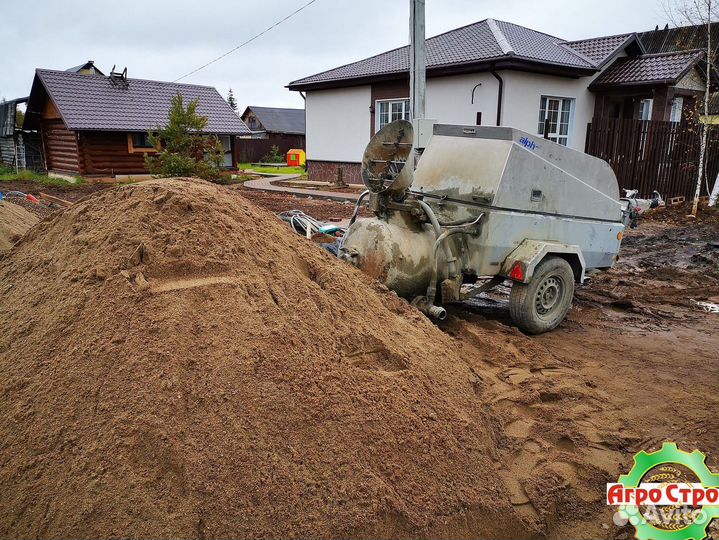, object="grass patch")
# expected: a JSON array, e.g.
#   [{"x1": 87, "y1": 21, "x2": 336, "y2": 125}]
[
  {"x1": 238, "y1": 163, "x2": 305, "y2": 175},
  {"x1": 0, "y1": 167, "x2": 86, "y2": 186}
]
